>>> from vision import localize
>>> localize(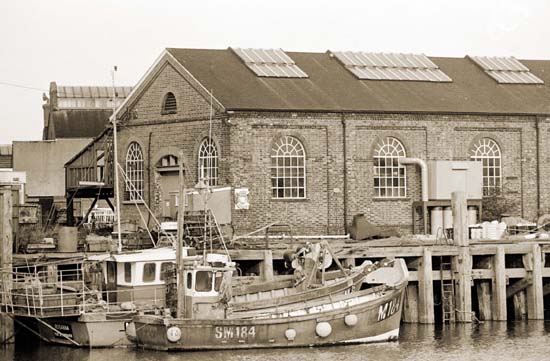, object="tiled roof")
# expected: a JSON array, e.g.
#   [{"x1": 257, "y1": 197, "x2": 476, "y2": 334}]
[
  {"x1": 166, "y1": 48, "x2": 550, "y2": 115},
  {"x1": 49, "y1": 109, "x2": 112, "y2": 139}
]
